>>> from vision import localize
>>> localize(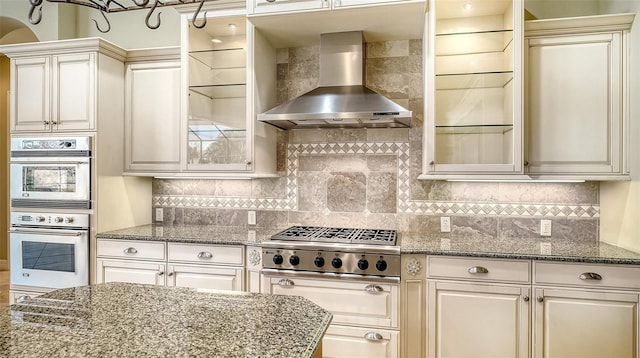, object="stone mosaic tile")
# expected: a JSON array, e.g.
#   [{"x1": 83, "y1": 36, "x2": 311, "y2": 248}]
[{"x1": 152, "y1": 141, "x2": 600, "y2": 219}]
